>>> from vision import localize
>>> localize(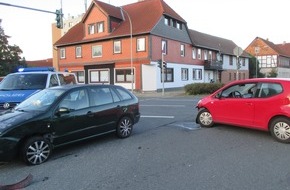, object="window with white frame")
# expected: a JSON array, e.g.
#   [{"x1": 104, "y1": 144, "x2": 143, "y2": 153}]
[
  {"x1": 114, "y1": 40, "x2": 121, "y2": 54},
  {"x1": 76, "y1": 46, "x2": 82, "y2": 58},
  {"x1": 115, "y1": 69, "x2": 134, "y2": 83},
  {"x1": 60, "y1": 48, "x2": 66, "y2": 59},
  {"x1": 208, "y1": 51, "x2": 212, "y2": 60},
  {"x1": 97, "y1": 22, "x2": 104, "y2": 33},
  {"x1": 181, "y1": 68, "x2": 188, "y2": 81},
  {"x1": 88, "y1": 24, "x2": 95, "y2": 34},
  {"x1": 204, "y1": 50, "x2": 208, "y2": 60},
  {"x1": 89, "y1": 69, "x2": 109, "y2": 83},
  {"x1": 162, "y1": 40, "x2": 167, "y2": 55},
  {"x1": 193, "y1": 69, "x2": 202, "y2": 80},
  {"x1": 197, "y1": 49, "x2": 201, "y2": 59},
  {"x1": 230, "y1": 56, "x2": 233, "y2": 65},
  {"x1": 177, "y1": 22, "x2": 182, "y2": 30},
  {"x1": 92, "y1": 45, "x2": 102, "y2": 58},
  {"x1": 181, "y1": 44, "x2": 185, "y2": 57},
  {"x1": 192, "y1": 48, "x2": 196, "y2": 59},
  {"x1": 242, "y1": 58, "x2": 245, "y2": 66},
  {"x1": 137, "y1": 37, "x2": 145, "y2": 51}
]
